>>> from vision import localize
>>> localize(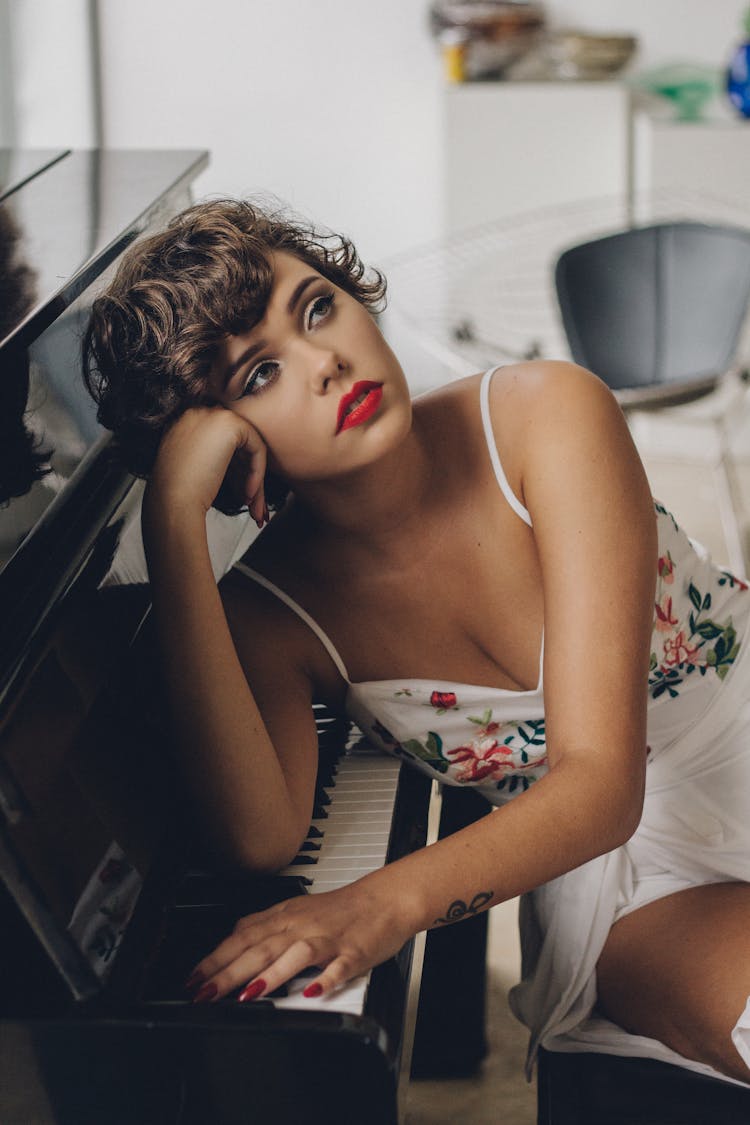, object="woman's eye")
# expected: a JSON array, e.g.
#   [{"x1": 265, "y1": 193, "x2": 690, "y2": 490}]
[
  {"x1": 306, "y1": 292, "x2": 334, "y2": 330},
  {"x1": 241, "y1": 360, "x2": 280, "y2": 397}
]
